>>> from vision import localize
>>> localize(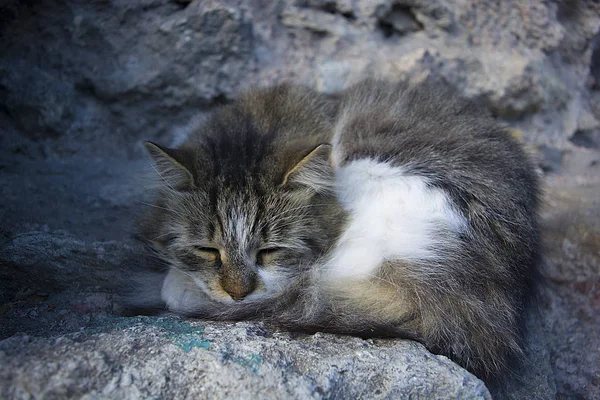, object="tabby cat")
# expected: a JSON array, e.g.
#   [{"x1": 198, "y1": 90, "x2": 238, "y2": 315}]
[{"x1": 135, "y1": 79, "x2": 540, "y2": 382}]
